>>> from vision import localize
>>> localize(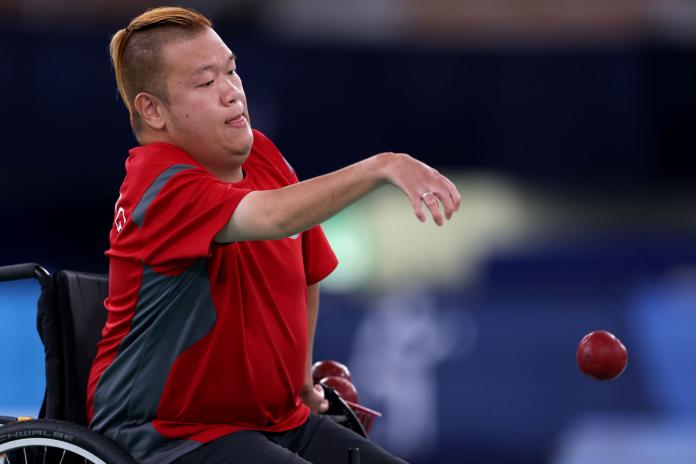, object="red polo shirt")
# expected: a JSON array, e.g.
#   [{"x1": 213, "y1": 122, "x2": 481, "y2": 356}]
[{"x1": 86, "y1": 129, "x2": 338, "y2": 464}]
